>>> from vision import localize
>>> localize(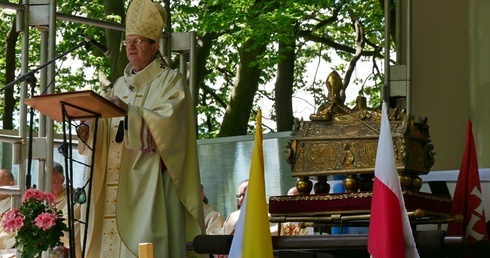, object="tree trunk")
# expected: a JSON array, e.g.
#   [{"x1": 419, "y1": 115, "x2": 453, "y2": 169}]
[
  {"x1": 218, "y1": 36, "x2": 268, "y2": 137},
  {"x1": 195, "y1": 33, "x2": 217, "y2": 95},
  {"x1": 4, "y1": 20, "x2": 18, "y2": 130},
  {"x1": 274, "y1": 36, "x2": 295, "y2": 132},
  {"x1": 2, "y1": 20, "x2": 19, "y2": 171},
  {"x1": 104, "y1": 0, "x2": 127, "y2": 86},
  {"x1": 218, "y1": 0, "x2": 276, "y2": 137}
]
